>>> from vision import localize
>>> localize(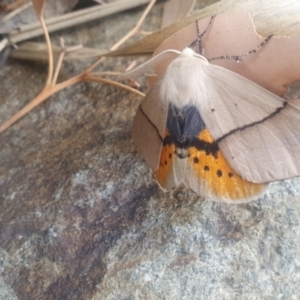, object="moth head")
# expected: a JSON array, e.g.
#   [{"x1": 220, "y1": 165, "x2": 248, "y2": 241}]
[{"x1": 160, "y1": 48, "x2": 210, "y2": 108}]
